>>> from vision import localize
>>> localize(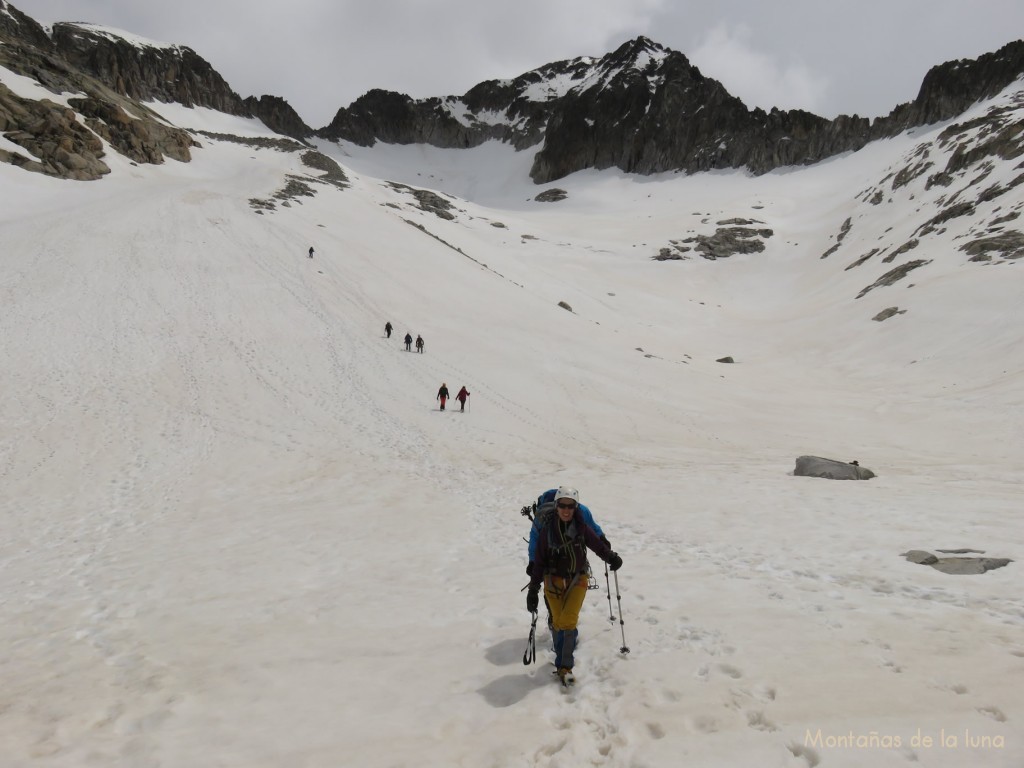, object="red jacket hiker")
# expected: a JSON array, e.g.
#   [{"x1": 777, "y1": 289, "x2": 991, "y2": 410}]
[{"x1": 456, "y1": 386, "x2": 470, "y2": 411}]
